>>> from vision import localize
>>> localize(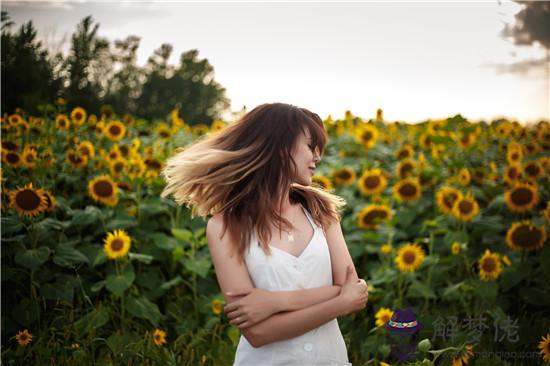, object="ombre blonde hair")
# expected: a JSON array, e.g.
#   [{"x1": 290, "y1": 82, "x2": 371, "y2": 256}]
[{"x1": 160, "y1": 102, "x2": 346, "y2": 264}]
